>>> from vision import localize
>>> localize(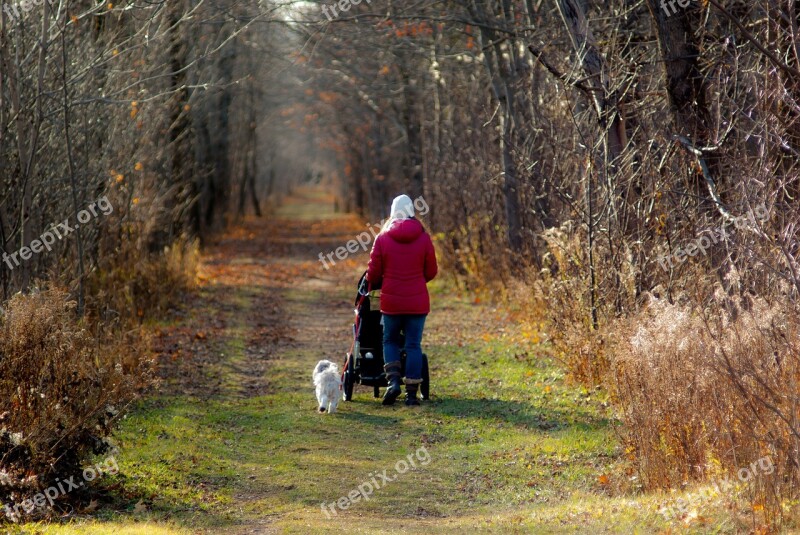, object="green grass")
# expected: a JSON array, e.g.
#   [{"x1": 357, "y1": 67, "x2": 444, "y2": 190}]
[{"x1": 22, "y1": 284, "x2": 659, "y2": 533}]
